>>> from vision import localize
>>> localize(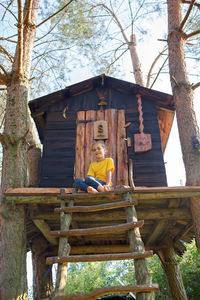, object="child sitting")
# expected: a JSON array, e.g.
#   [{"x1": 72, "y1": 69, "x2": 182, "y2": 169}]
[{"x1": 75, "y1": 142, "x2": 114, "y2": 193}]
